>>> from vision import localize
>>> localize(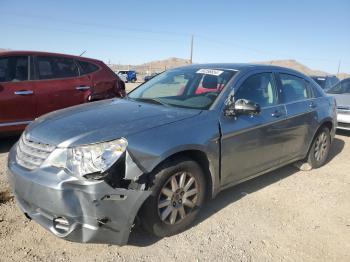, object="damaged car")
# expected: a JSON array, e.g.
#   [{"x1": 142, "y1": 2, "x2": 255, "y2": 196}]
[{"x1": 8, "y1": 64, "x2": 336, "y2": 245}]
